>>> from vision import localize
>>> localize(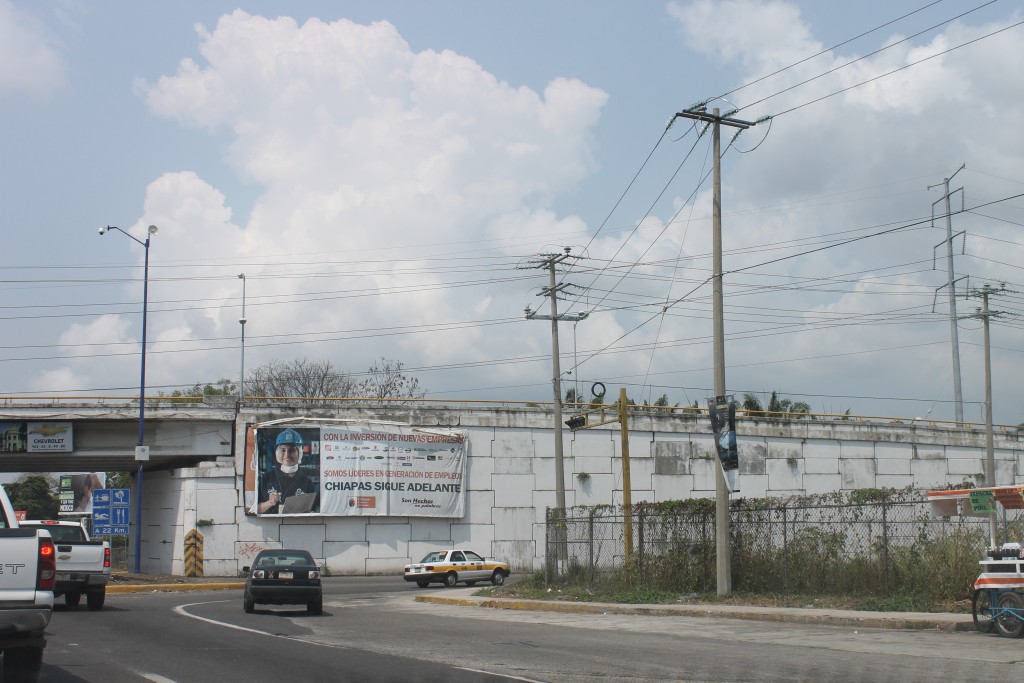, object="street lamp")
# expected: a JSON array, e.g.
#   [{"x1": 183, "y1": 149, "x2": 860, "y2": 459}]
[
  {"x1": 99, "y1": 224, "x2": 158, "y2": 574},
  {"x1": 238, "y1": 273, "x2": 246, "y2": 406}
]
